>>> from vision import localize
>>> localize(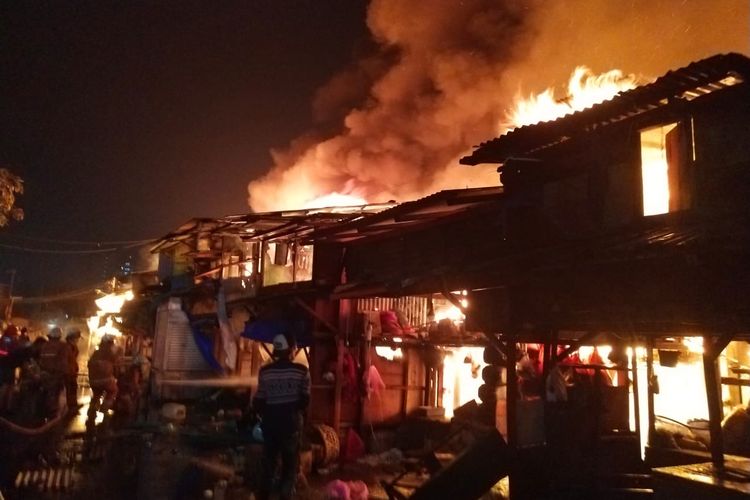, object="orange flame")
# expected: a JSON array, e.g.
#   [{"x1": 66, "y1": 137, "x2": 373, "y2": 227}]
[
  {"x1": 303, "y1": 192, "x2": 368, "y2": 209},
  {"x1": 504, "y1": 66, "x2": 640, "y2": 131}
]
